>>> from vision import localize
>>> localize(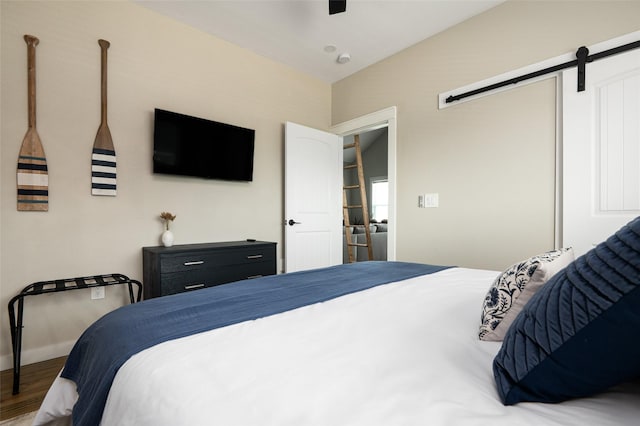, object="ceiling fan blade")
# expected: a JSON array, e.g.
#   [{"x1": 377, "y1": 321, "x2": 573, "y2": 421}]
[{"x1": 329, "y1": 0, "x2": 346, "y2": 15}]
